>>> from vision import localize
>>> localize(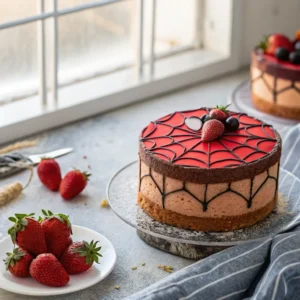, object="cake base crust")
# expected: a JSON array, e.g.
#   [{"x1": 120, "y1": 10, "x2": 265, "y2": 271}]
[
  {"x1": 252, "y1": 92, "x2": 300, "y2": 121},
  {"x1": 138, "y1": 192, "x2": 277, "y2": 232}
]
